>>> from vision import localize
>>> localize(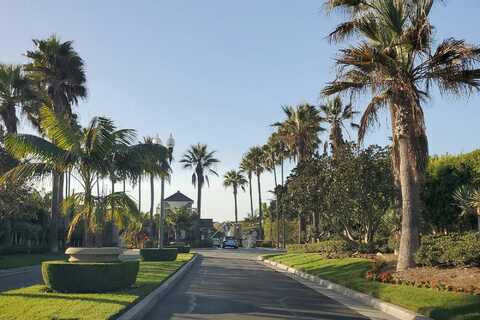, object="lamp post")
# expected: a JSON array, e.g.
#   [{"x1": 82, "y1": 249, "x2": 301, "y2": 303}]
[{"x1": 158, "y1": 133, "x2": 175, "y2": 248}]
